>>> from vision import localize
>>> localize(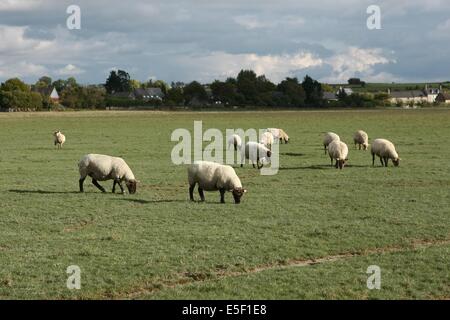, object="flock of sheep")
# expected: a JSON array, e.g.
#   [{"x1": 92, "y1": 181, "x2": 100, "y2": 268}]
[{"x1": 52, "y1": 126, "x2": 401, "y2": 204}]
